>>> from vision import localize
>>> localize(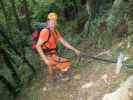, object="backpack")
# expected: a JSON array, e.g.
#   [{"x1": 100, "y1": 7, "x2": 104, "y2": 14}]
[
  {"x1": 32, "y1": 28, "x2": 51, "y2": 49},
  {"x1": 32, "y1": 27, "x2": 62, "y2": 54}
]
